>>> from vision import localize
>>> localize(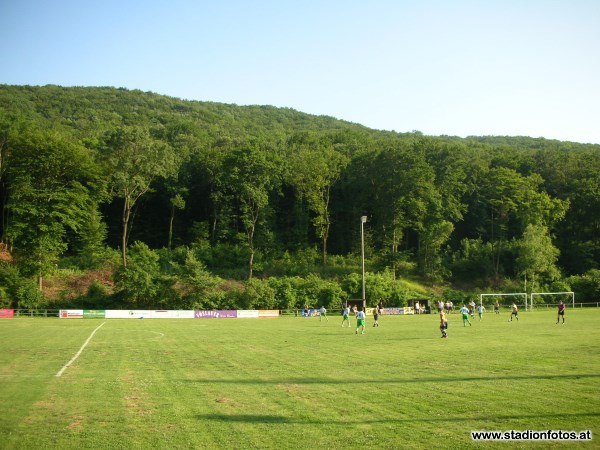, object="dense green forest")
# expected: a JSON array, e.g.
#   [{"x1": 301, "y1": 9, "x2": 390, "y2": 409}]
[{"x1": 0, "y1": 84, "x2": 599, "y2": 310}]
